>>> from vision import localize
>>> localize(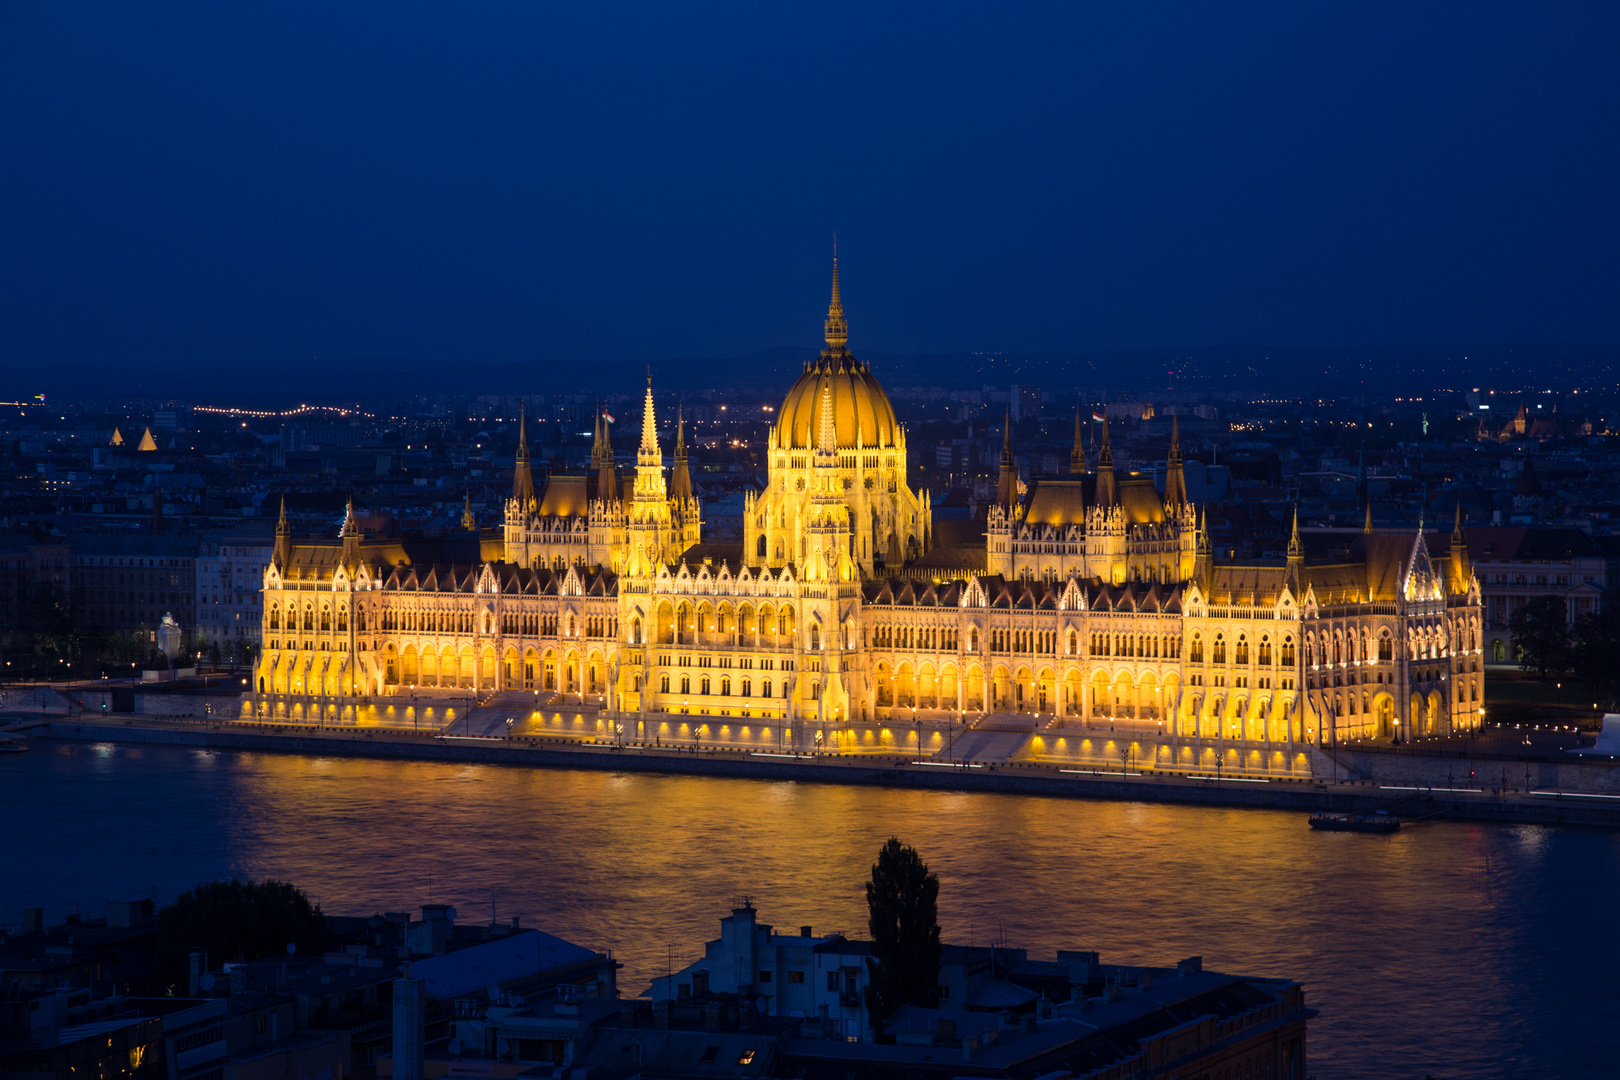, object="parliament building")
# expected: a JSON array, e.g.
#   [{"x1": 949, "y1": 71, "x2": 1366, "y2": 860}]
[{"x1": 256, "y1": 262, "x2": 1484, "y2": 746}]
